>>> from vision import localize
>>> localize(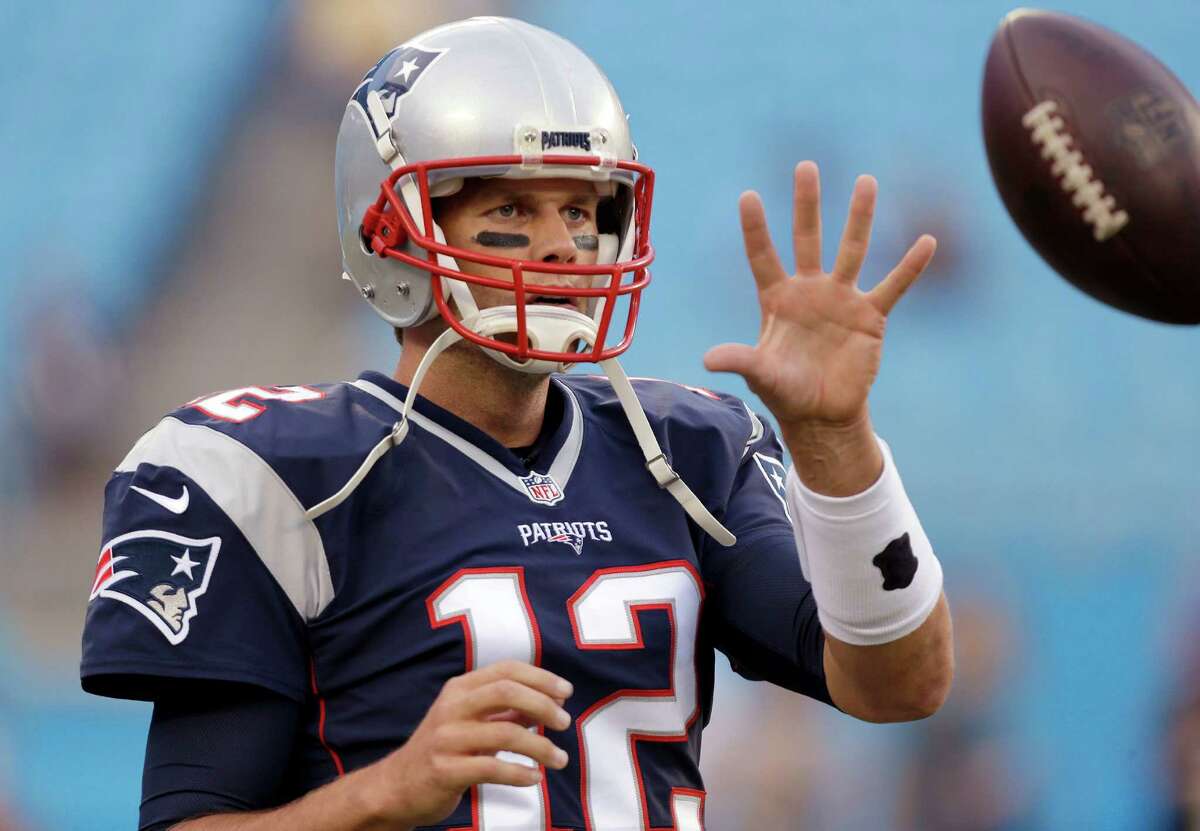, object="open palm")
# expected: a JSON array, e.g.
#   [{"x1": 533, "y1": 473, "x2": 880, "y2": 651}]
[{"x1": 704, "y1": 162, "x2": 937, "y2": 429}]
